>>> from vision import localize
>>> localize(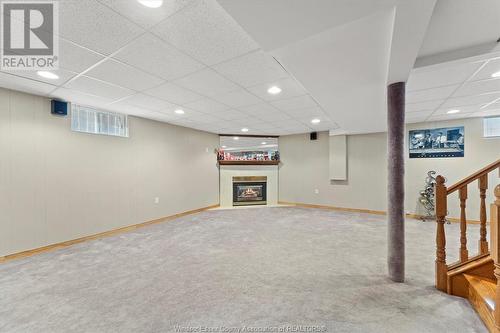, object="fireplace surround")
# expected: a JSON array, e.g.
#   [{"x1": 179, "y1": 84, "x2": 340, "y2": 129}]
[{"x1": 232, "y1": 176, "x2": 267, "y2": 206}]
